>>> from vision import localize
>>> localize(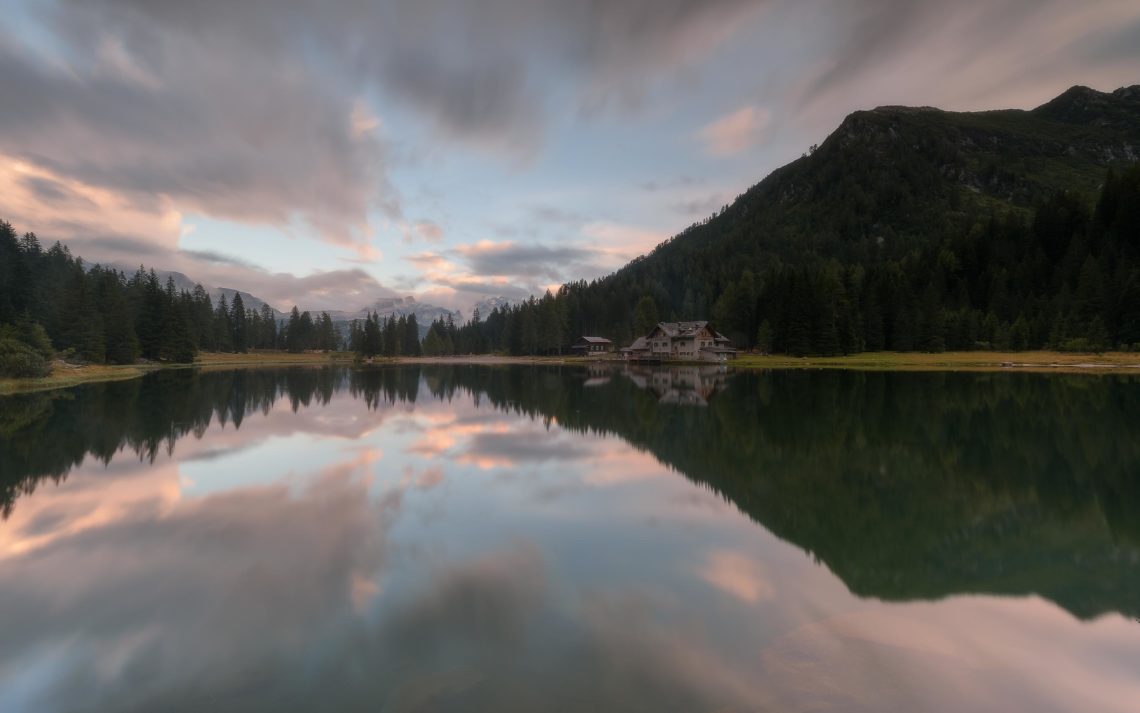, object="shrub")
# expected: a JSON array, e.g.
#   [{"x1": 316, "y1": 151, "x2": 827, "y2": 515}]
[
  {"x1": 0, "y1": 337, "x2": 51, "y2": 378},
  {"x1": 20, "y1": 323, "x2": 54, "y2": 360}
]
